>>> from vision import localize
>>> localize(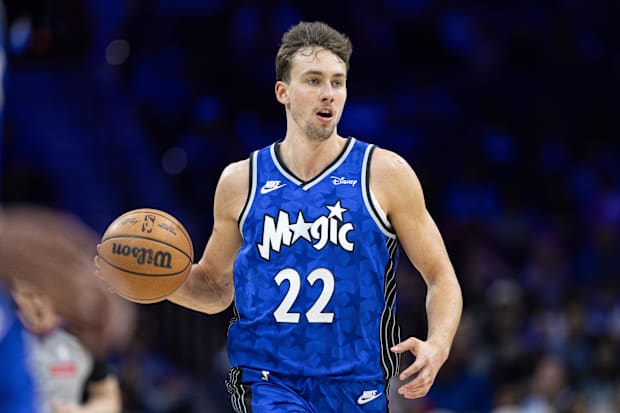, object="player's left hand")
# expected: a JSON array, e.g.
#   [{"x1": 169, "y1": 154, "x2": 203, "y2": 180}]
[{"x1": 390, "y1": 337, "x2": 447, "y2": 399}]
